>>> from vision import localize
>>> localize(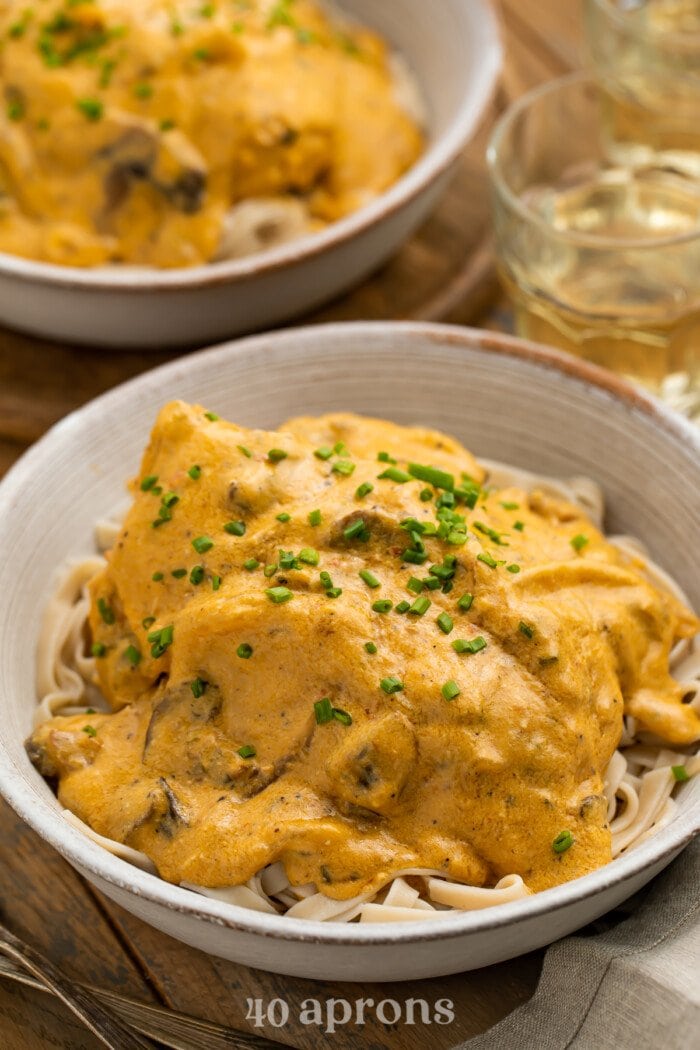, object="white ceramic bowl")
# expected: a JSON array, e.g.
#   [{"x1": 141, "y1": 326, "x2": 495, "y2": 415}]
[
  {"x1": 0, "y1": 323, "x2": 698, "y2": 982},
  {"x1": 0, "y1": 1, "x2": 501, "y2": 350}
]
